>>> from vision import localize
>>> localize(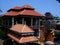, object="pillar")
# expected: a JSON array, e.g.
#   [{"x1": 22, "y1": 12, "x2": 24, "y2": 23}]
[
  {"x1": 22, "y1": 18, "x2": 25, "y2": 24},
  {"x1": 12, "y1": 17, "x2": 14, "y2": 26},
  {"x1": 31, "y1": 17, "x2": 33, "y2": 27}
]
